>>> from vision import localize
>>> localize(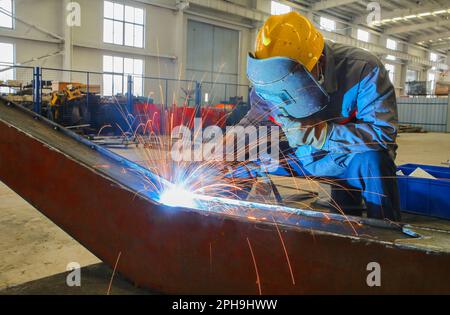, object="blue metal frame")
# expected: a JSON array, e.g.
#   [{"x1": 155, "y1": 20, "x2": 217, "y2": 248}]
[
  {"x1": 127, "y1": 74, "x2": 133, "y2": 115},
  {"x1": 11, "y1": 65, "x2": 251, "y2": 125},
  {"x1": 195, "y1": 81, "x2": 201, "y2": 118},
  {"x1": 33, "y1": 66, "x2": 41, "y2": 114}
]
